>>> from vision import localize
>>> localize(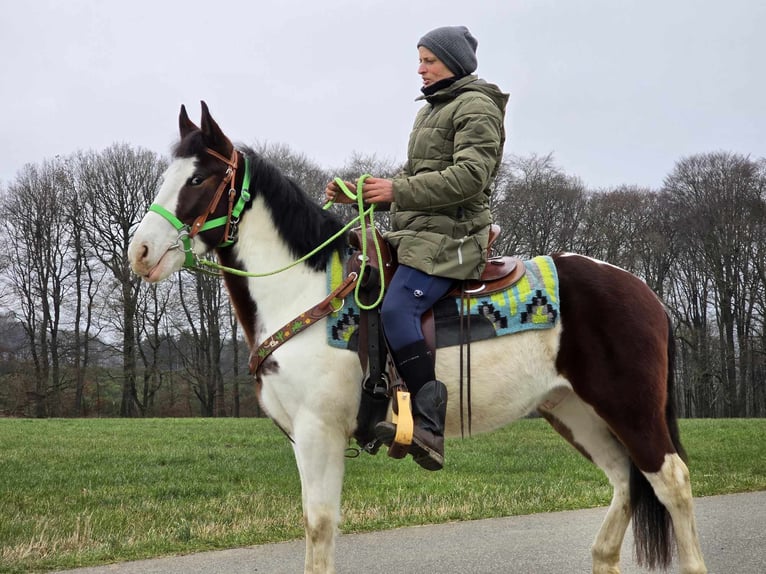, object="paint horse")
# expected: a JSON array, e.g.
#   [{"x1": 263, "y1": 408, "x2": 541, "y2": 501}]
[{"x1": 128, "y1": 102, "x2": 706, "y2": 574}]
